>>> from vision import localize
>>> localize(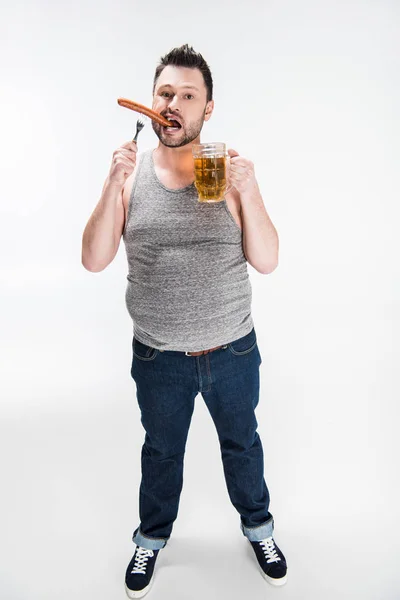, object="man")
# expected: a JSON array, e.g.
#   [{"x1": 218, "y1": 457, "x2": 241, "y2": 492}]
[{"x1": 82, "y1": 44, "x2": 287, "y2": 599}]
